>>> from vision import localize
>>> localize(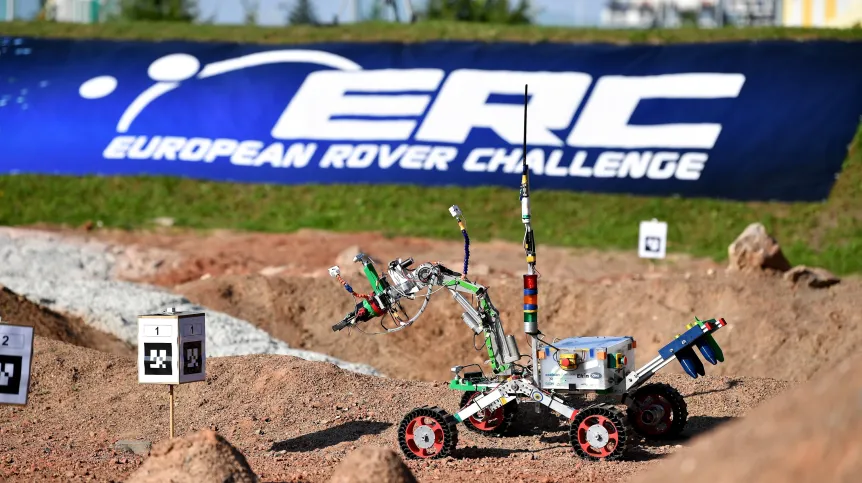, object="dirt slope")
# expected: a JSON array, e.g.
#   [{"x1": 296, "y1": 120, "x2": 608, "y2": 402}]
[
  {"x1": 174, "y1": 270, "x2": 859, "y2": 383},
  {"x1": 632, "y1": 352, "x2": 862, "y2": 483},
  {"x1": 0, "y1": 337, "x2": 789, "y2": 483},
  {"x1": 38, "y1": 226, "x2": 857, "y2": 384},
  {"x1": 0, "y1": 285, "x2": 134, "y2": 358}
]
